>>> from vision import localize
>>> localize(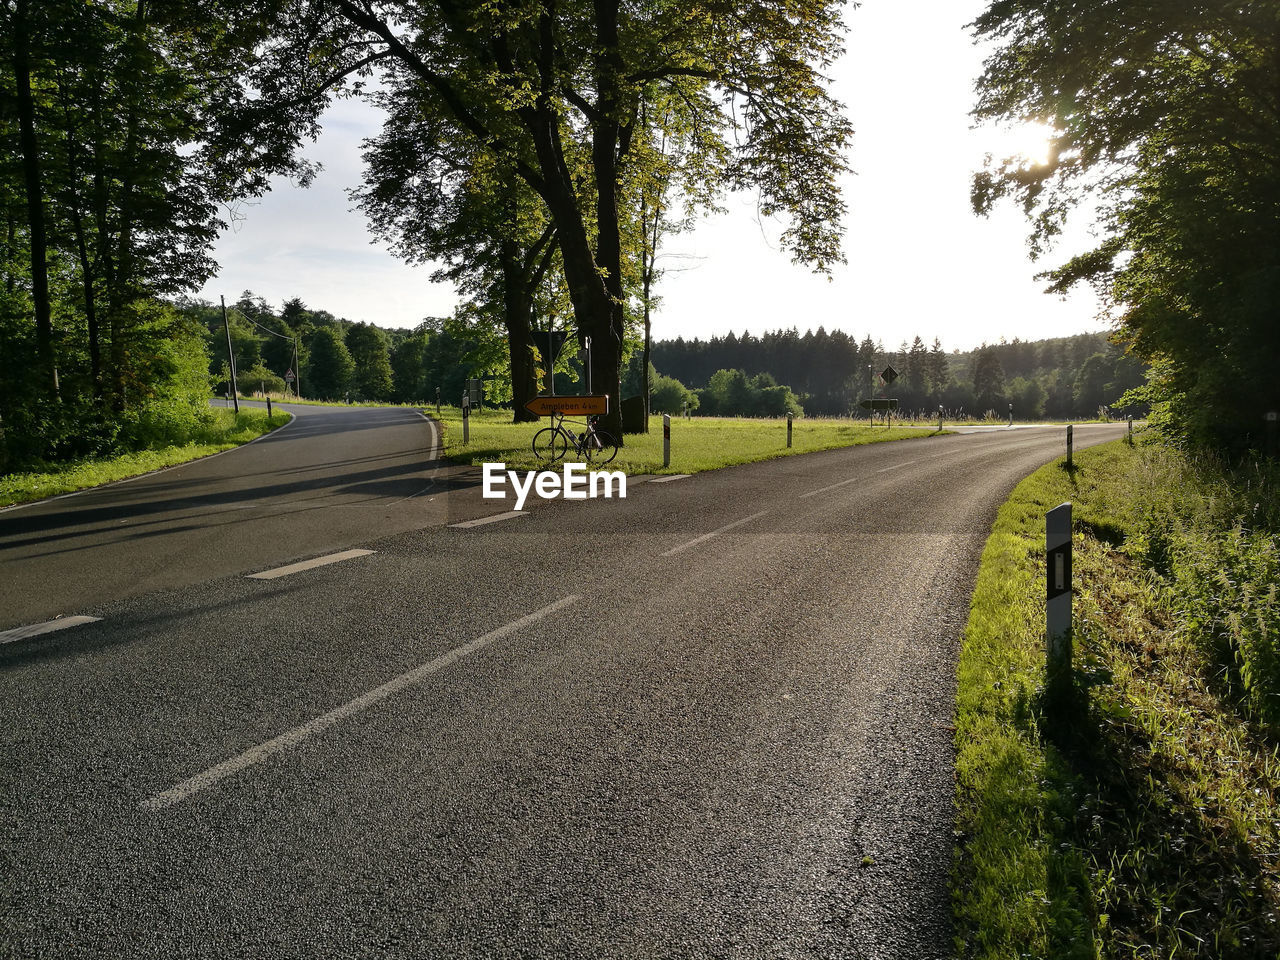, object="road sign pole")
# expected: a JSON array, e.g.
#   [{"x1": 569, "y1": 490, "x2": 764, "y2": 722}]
[
  {"x1": 663, "y1": 414, "x2": 671, "y2": 468},
  {"x1": 1046, "y1": 502, "x2": 1073, "y2": 693},
  {"x1": 787, "y1": 414, "x2": 792, "y2": 448}
]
